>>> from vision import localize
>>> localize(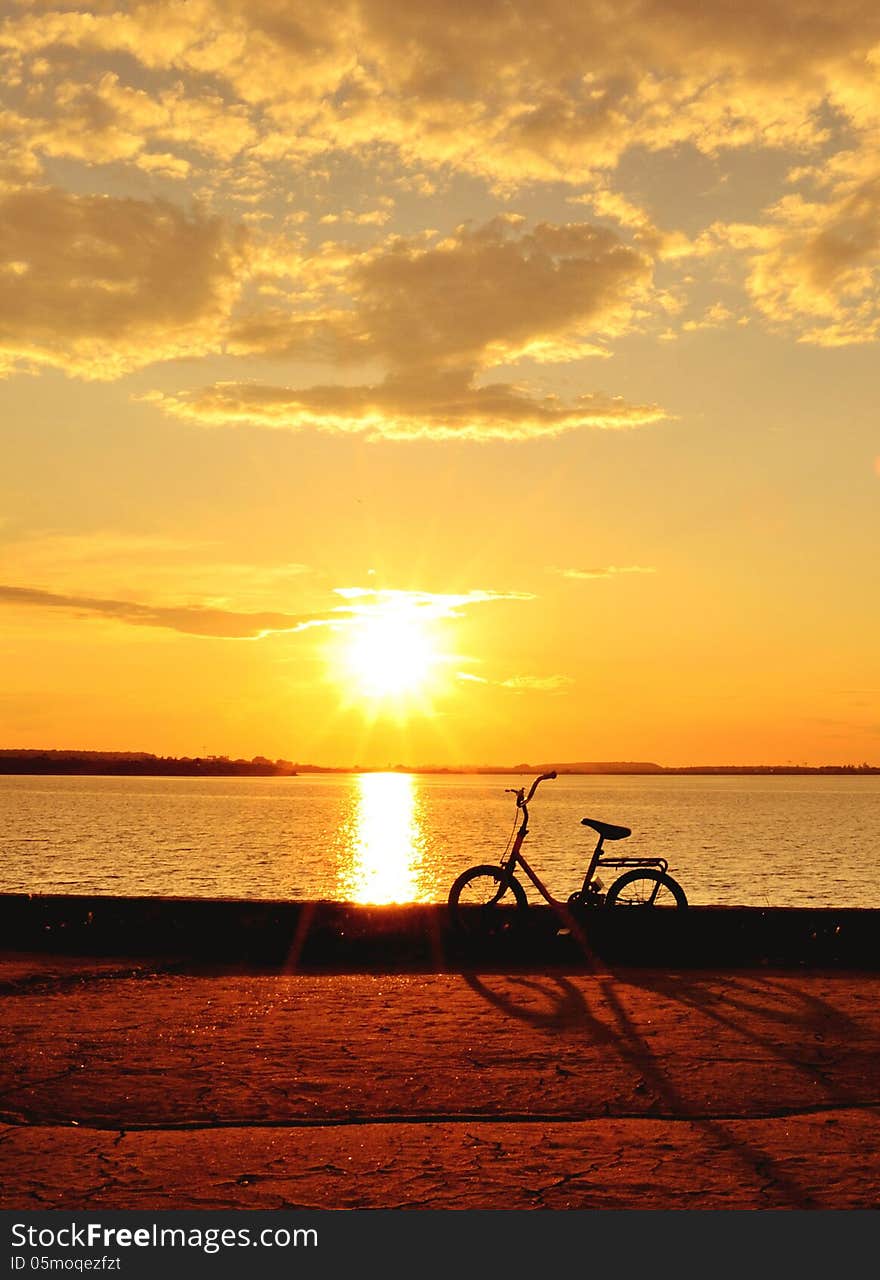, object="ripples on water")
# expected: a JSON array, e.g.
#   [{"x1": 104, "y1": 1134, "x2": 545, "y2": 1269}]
[{"x1": 1, "y1": 772, "x2": 877, "y2": 907}]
